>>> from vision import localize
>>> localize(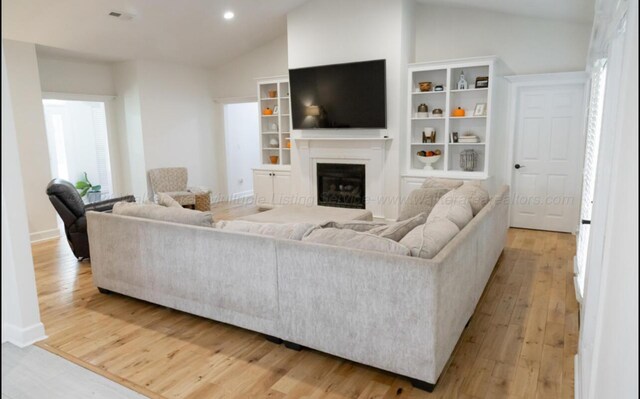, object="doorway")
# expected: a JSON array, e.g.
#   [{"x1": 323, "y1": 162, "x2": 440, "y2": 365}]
[
  {"x1": 43, "y1": 99, "x2": 114, "y2": 195},
  {"x1": 509, "y1": 78, "x2": 586, "y2": 233},
  {"x1": 223, "y1": 102, "x2": 260, "y2": 200}
]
